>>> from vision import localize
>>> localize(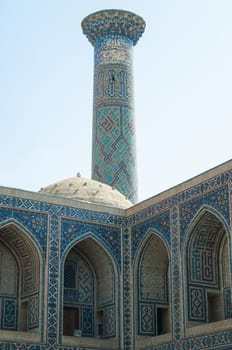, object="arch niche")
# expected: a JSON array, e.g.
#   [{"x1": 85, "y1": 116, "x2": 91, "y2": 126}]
[
  {"x1": 185, "y1": 209, "x2": 232, "y2": 328},
  {"x1": 136, "y1": 231, "x2": 170, "y2": 337},
  {"x1": 62, "y1": 236, "x2": 117, "y2": 340},
  {"x1": 0, "y1": 222, "x2": 41, "y2": 332}
]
